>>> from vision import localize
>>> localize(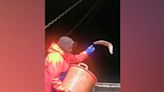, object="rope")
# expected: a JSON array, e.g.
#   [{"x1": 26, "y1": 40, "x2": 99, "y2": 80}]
[{"x1": 45, "y1": 0, "x2": 82, "y2": 29}]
